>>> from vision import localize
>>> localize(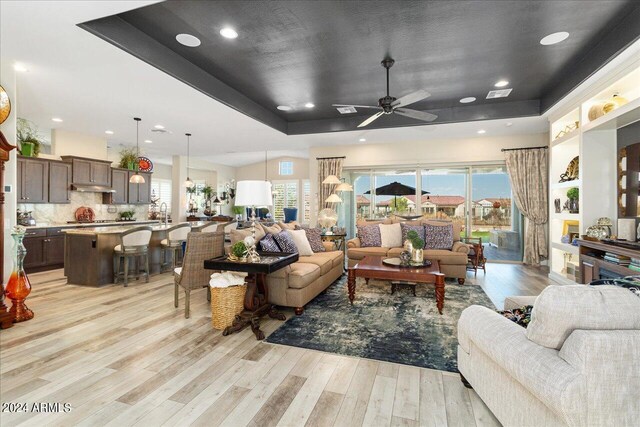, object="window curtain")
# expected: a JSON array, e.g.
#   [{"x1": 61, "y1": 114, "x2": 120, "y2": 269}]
[
  {"x1": 318, "y1": 157, "x2": 344, "y2": 209},
  {"x1": 504, "y1": 148, "x2": 548, "y2": 265}
]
